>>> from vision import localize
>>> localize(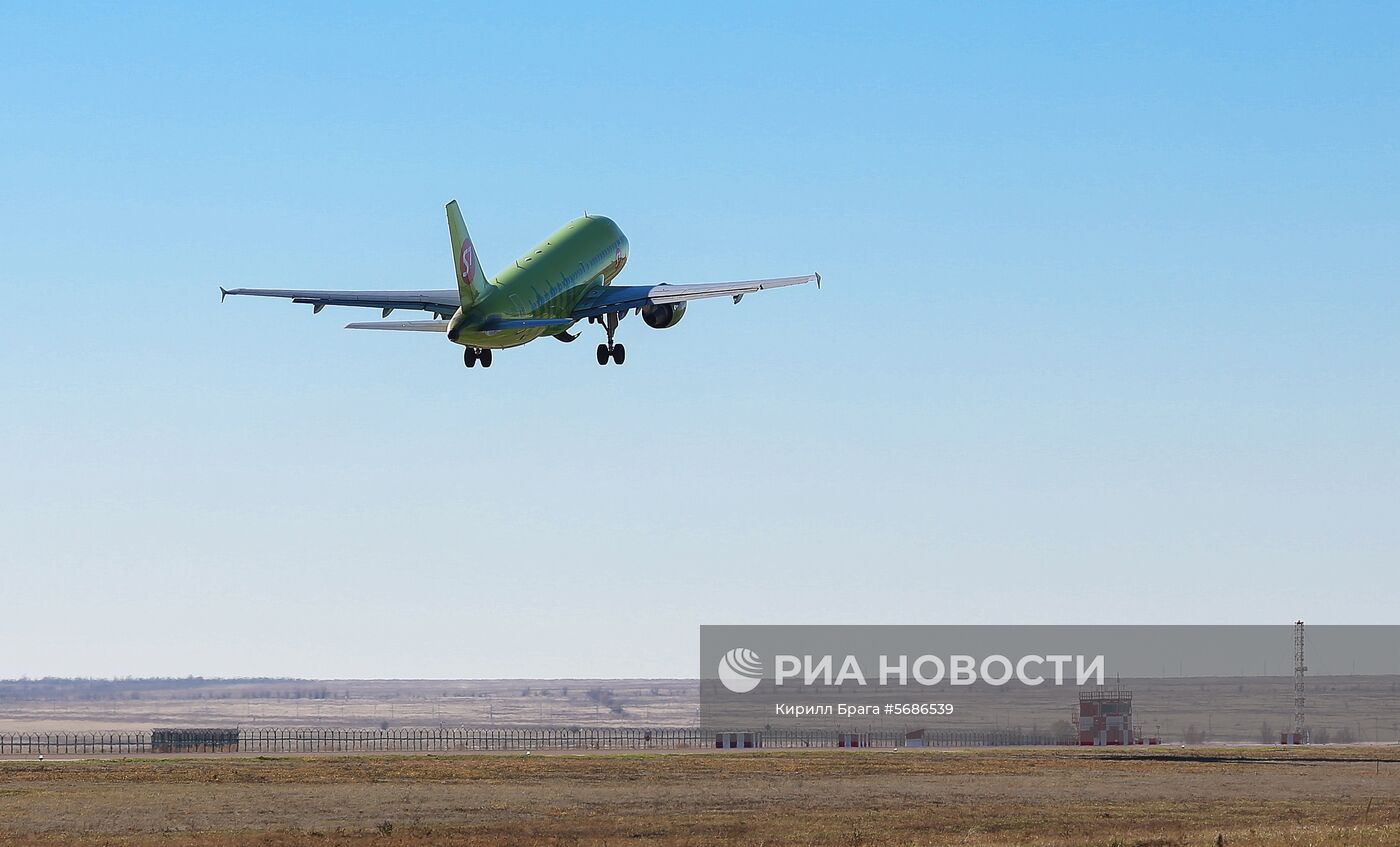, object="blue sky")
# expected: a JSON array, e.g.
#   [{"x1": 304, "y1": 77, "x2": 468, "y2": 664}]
[{"x1": 1, "y1": 2, "x2": 1396, "y2": 678}]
